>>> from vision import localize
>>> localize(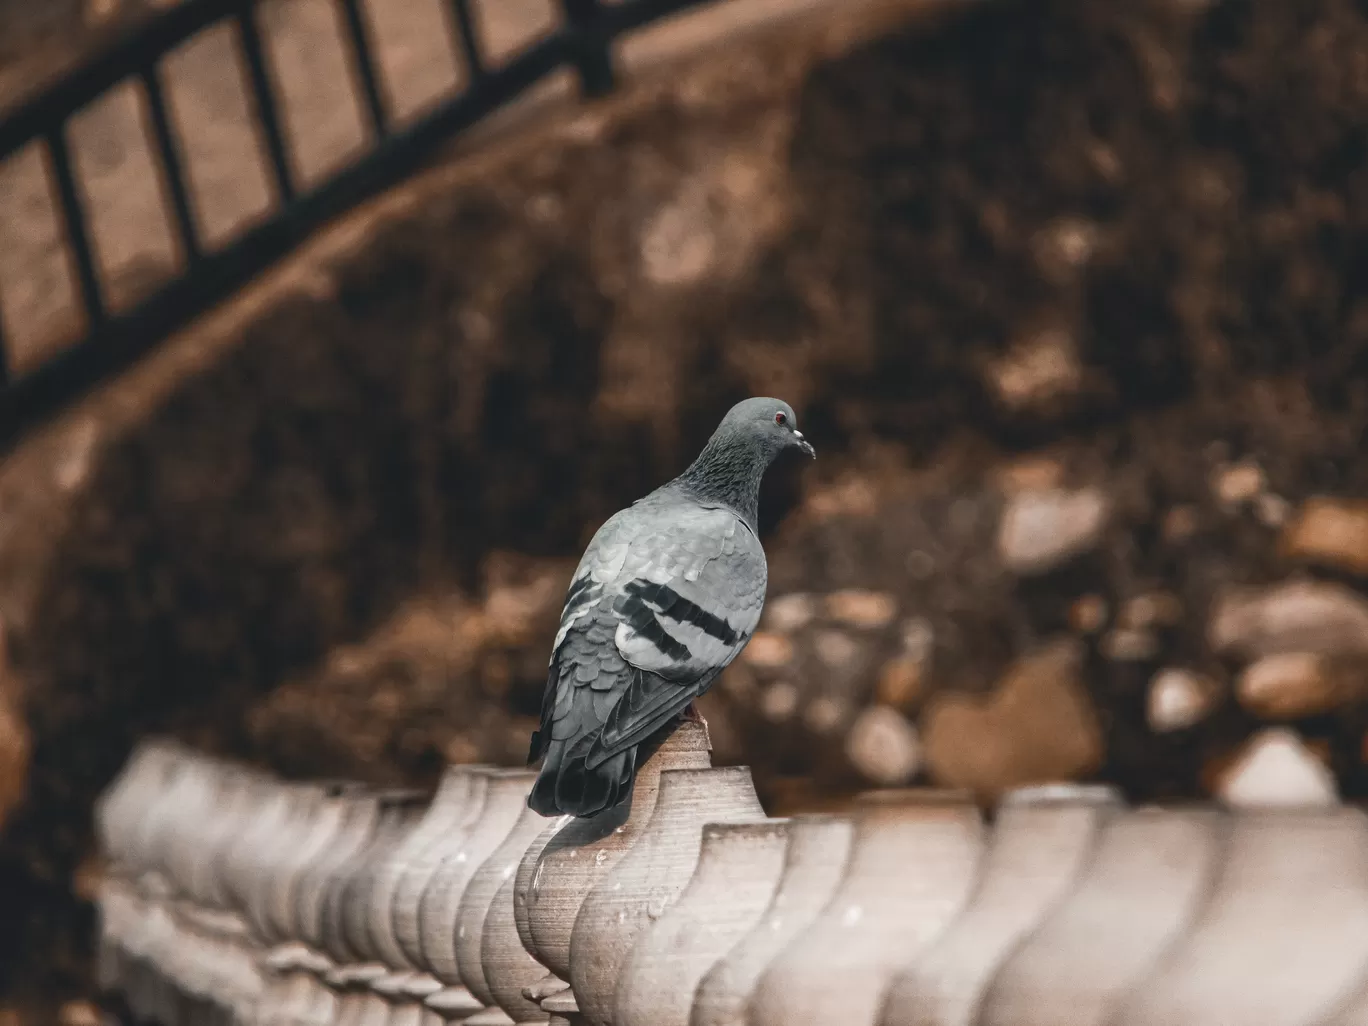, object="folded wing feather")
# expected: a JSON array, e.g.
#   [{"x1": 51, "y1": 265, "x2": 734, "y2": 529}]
[{"x1": 533, "y1": 501, "x2": 766, "y2": 772}]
